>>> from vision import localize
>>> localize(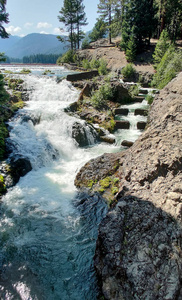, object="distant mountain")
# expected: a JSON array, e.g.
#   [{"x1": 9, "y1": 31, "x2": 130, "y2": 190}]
[
  {"x1": 0, "y1": 35, "x2": 21, "y2": 54},
  {"x1": 0, "y1": 33, "x2": 68, "y2": 59}
]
